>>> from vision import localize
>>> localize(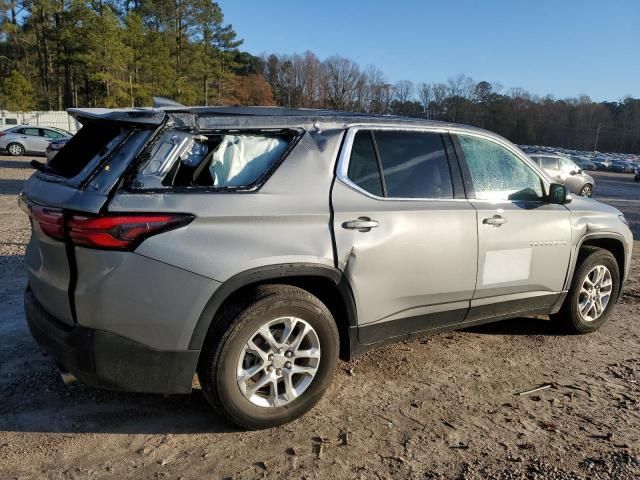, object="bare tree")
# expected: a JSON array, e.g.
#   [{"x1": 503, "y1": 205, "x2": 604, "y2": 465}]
[{"x1": 322, "y1": 55, "x2": 364, "y2": 111}]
